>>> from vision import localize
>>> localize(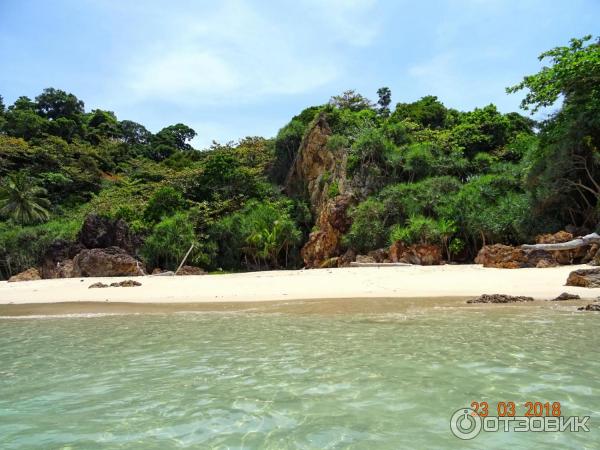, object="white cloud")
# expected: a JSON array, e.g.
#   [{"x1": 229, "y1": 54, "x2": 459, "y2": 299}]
[{"x1": 116, "y1": 0, "x2": 378, "y2": 106}]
